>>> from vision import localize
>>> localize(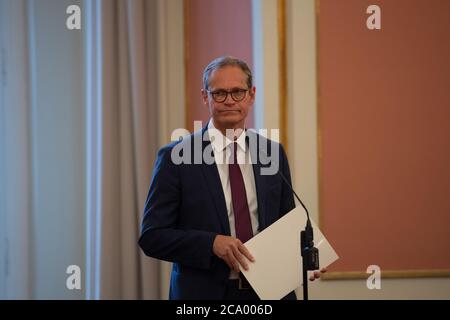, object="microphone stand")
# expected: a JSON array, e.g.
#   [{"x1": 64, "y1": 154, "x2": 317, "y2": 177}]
[
  {"x1": 257, "y1": 144, "x2": 319, "y2": 300},
  {"x1": 302, "y1": 230, "x2": 309, "y2": 300},
  {"x1": 278, "y1": 173, "x2": 319, "y2": 301},
  {"x1": 300, "y1": 220, "x2": 319, "y2": 300}
]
